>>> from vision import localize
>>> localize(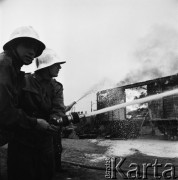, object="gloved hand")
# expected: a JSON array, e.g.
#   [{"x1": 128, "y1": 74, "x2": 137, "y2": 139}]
[
  {"x1": 49, "y1": 117, "x2": 63, "y2": 126},
  {"x1": 36, "y1": 118, "x2": 50, "y2": 130},
  {"x1": 47, "y1": 124, "x2": 60, "y2": 135},
  {"x1": 36, "y1": 118, "x2": 58, "y2": 135}
]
